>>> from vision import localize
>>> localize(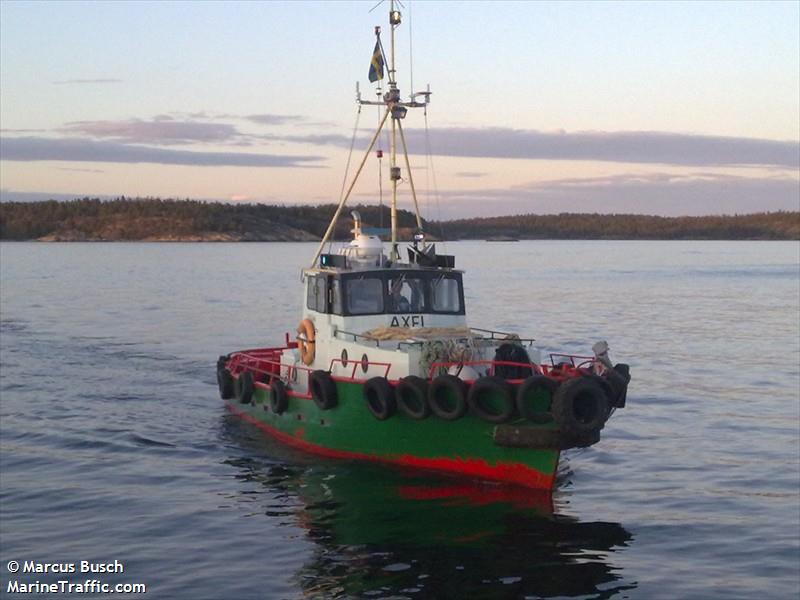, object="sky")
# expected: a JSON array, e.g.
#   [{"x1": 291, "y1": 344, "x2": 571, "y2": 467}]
[{"x1": 1, "y1": 0, "x2": 798, "y2": 219}]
